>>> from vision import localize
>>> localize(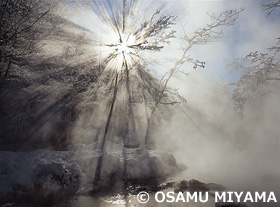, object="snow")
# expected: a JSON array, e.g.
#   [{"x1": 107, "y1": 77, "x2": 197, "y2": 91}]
[
  {"x1": 0, "y1": 141, "x2": 181, "y2": 204},
  {"x1": 0, "y1": 149, "x2": 82, "y2": 200}
]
